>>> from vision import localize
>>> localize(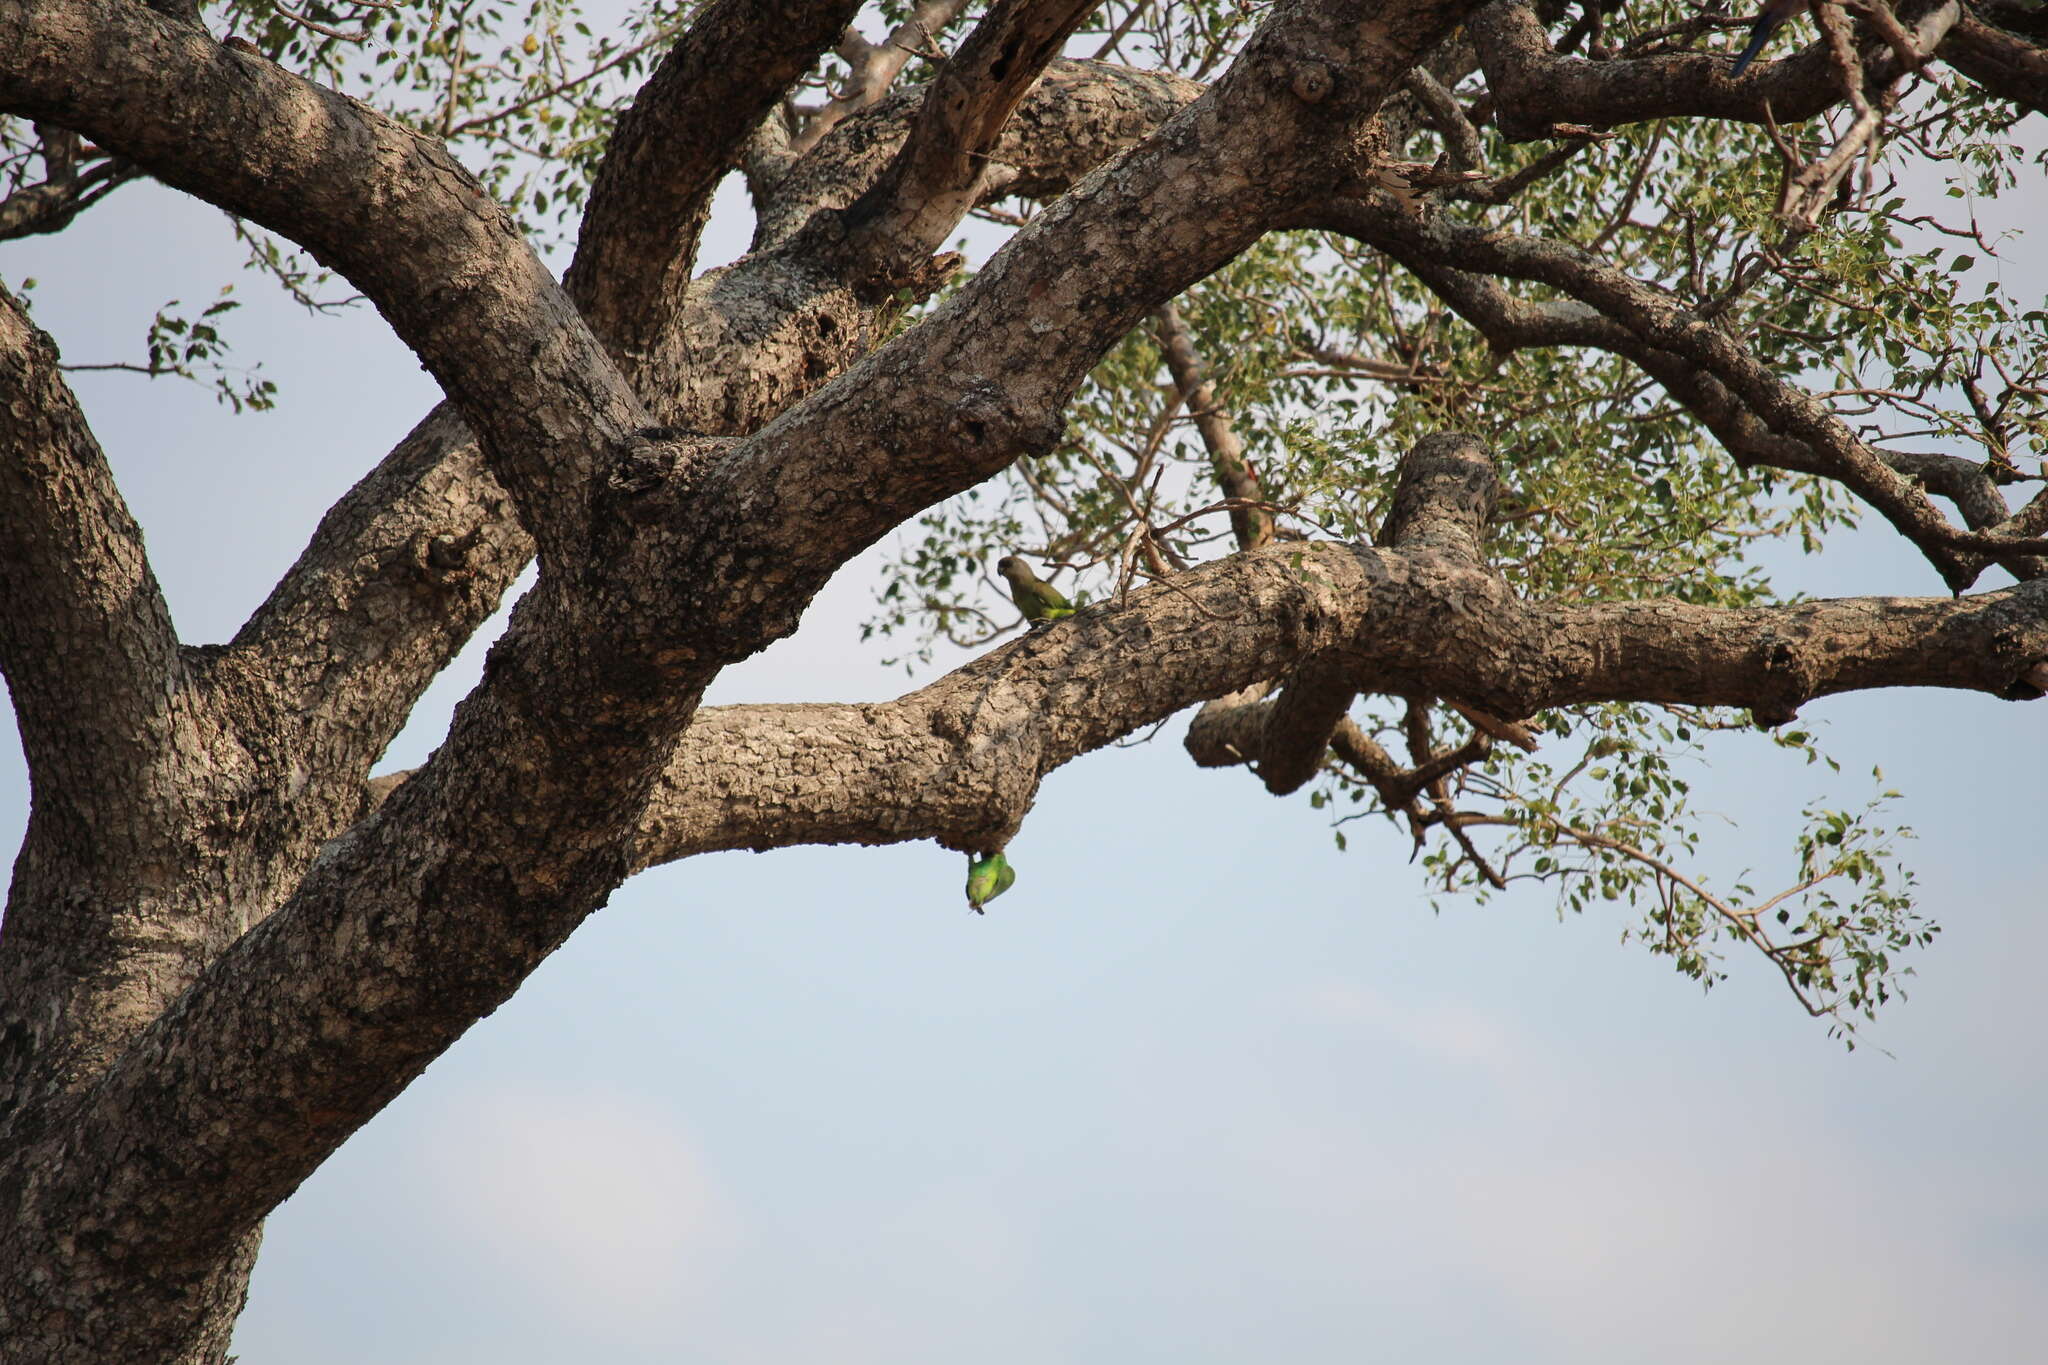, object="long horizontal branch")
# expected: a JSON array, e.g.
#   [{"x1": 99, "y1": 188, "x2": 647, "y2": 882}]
[{"x1": 625, "y1": 542, "x2": 2048, "y2": 863}]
